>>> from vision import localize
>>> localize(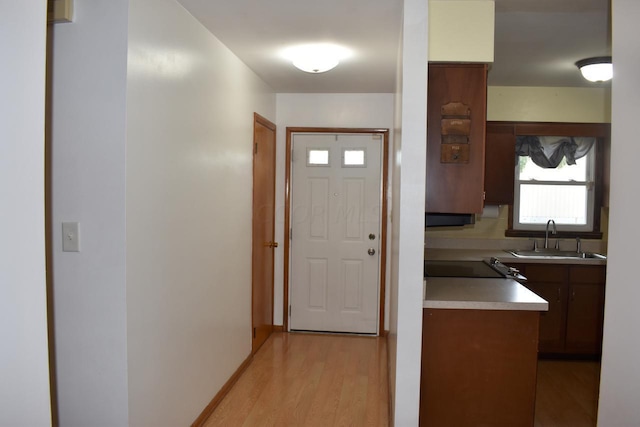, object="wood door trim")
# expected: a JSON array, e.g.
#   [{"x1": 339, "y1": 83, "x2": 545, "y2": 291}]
[
  {"x1": 255, "y1": 112, "x2": 276, "y2": 131},
  {"x1": 284, "y1": 127, "x2": 390, "y2": 335}
]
